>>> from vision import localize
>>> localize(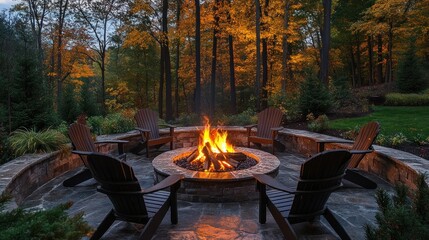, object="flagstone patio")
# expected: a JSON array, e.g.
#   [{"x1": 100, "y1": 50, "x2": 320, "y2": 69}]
[{"x1": 21, "y1": 149, "x2": 391, "y2": 240}]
